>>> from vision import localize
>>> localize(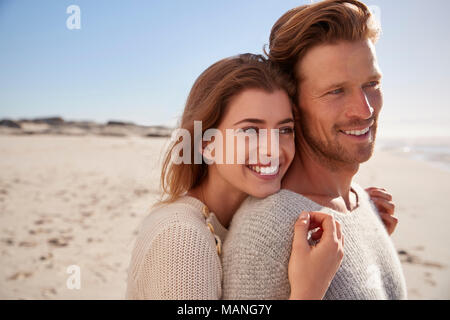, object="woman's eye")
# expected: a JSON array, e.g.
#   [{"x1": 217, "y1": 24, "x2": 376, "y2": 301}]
[
  {"x1": 237, "y1": 127, "x2": 258, "y2": 134},
  {"x1": 279, "y1": 127, "x2": 294, "y2": 135}
]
